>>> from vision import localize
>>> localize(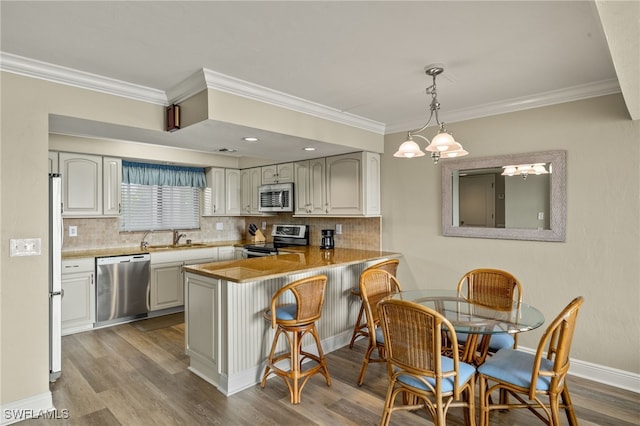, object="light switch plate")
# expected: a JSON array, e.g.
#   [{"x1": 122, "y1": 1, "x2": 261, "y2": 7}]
[
  {"x1": 10, "y1": 238, "x2": 42, "y2": 257},
  {"x1": 216, "y1": 222, "x2": 224, "y2": 230}
]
